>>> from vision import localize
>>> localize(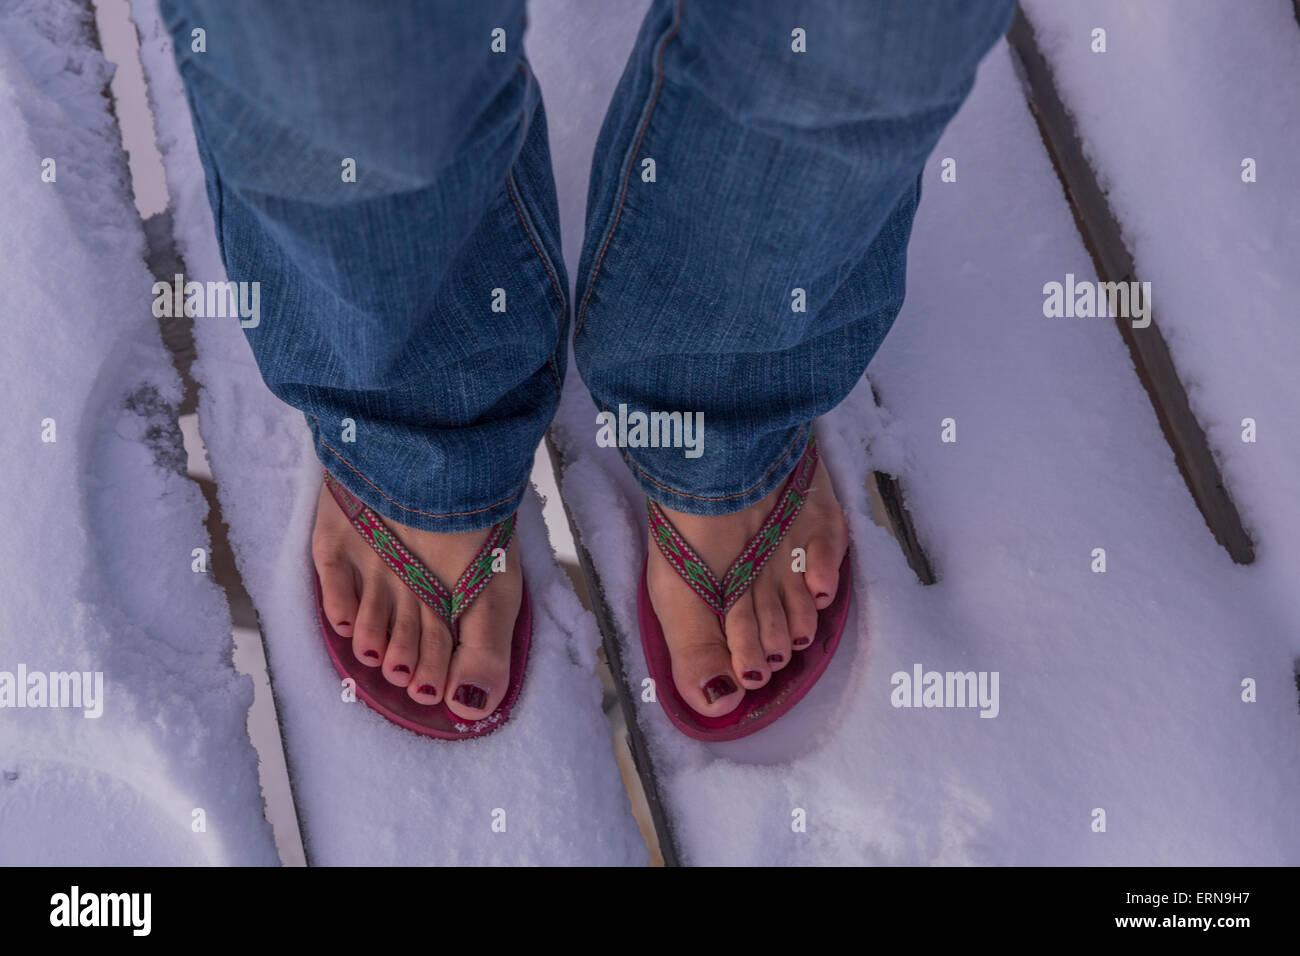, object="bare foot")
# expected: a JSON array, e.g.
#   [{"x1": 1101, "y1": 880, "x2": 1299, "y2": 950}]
[
  {"x1": 645, "y1": 458, "x2": 848, "y2": 717},
  {"x1": 312, "y1": 482, "x2": 521, "y2": 721}
]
